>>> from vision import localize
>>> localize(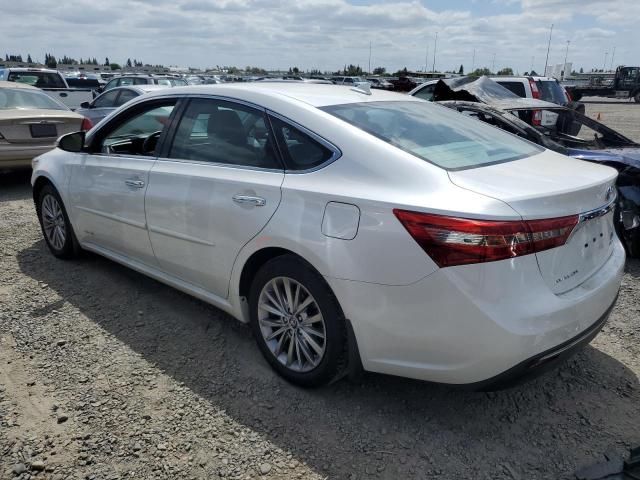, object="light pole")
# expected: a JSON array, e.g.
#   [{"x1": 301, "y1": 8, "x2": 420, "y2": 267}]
[
  {"x1": 425, "y1": 42, "x2": 429, "y2": 73},
  {"x1": 544, "y1": 23, "x2": 553, "y2": 76},
  {"x1": 432, "y1": 31, "x2": 438, "y2": 72},
  {"x1": 603, "y1": 51, "x2": 608, "y2": 72},
  {"x1": 562, "y1": 40, "x2": 570, "y2": 80},
  {"x1": 368, "y1": 41, "x2": 372, "y2": 74},
  {"x1": 492, "y1": 53, "x2": 496, "y2": 74},
  {"x1": 471, "y1": 48, "x2": 476, "y2": 73},
  {"x1": 610, "y1": 46, "x2": 616, "y2": 71}
]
